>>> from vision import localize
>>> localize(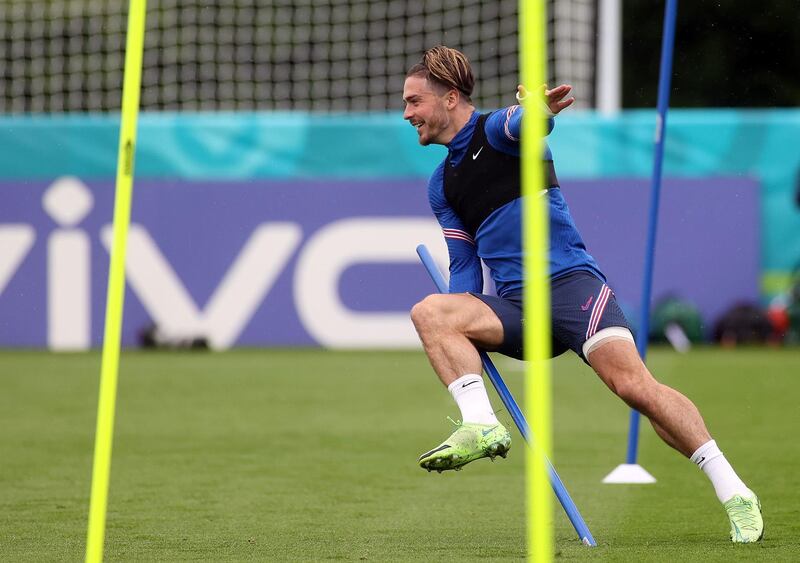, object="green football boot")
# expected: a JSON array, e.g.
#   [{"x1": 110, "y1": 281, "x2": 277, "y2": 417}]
[
  {"x1": 724, "y1": 493, "x2": 764, "y2": 543},
  {"x1": 418, "y1": 421, "x2": 511, "y2": 472}
]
